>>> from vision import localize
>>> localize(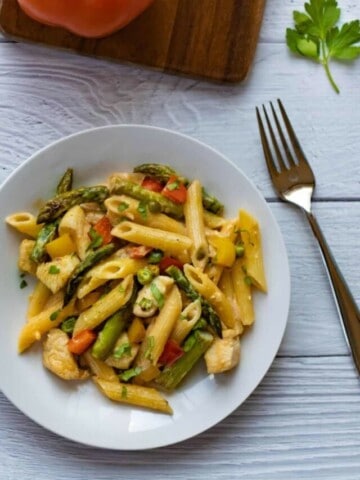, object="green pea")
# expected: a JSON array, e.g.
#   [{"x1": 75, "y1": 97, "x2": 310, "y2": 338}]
[{"x1": 148, "y1": 250, "x2": 164, "y2": 264}]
